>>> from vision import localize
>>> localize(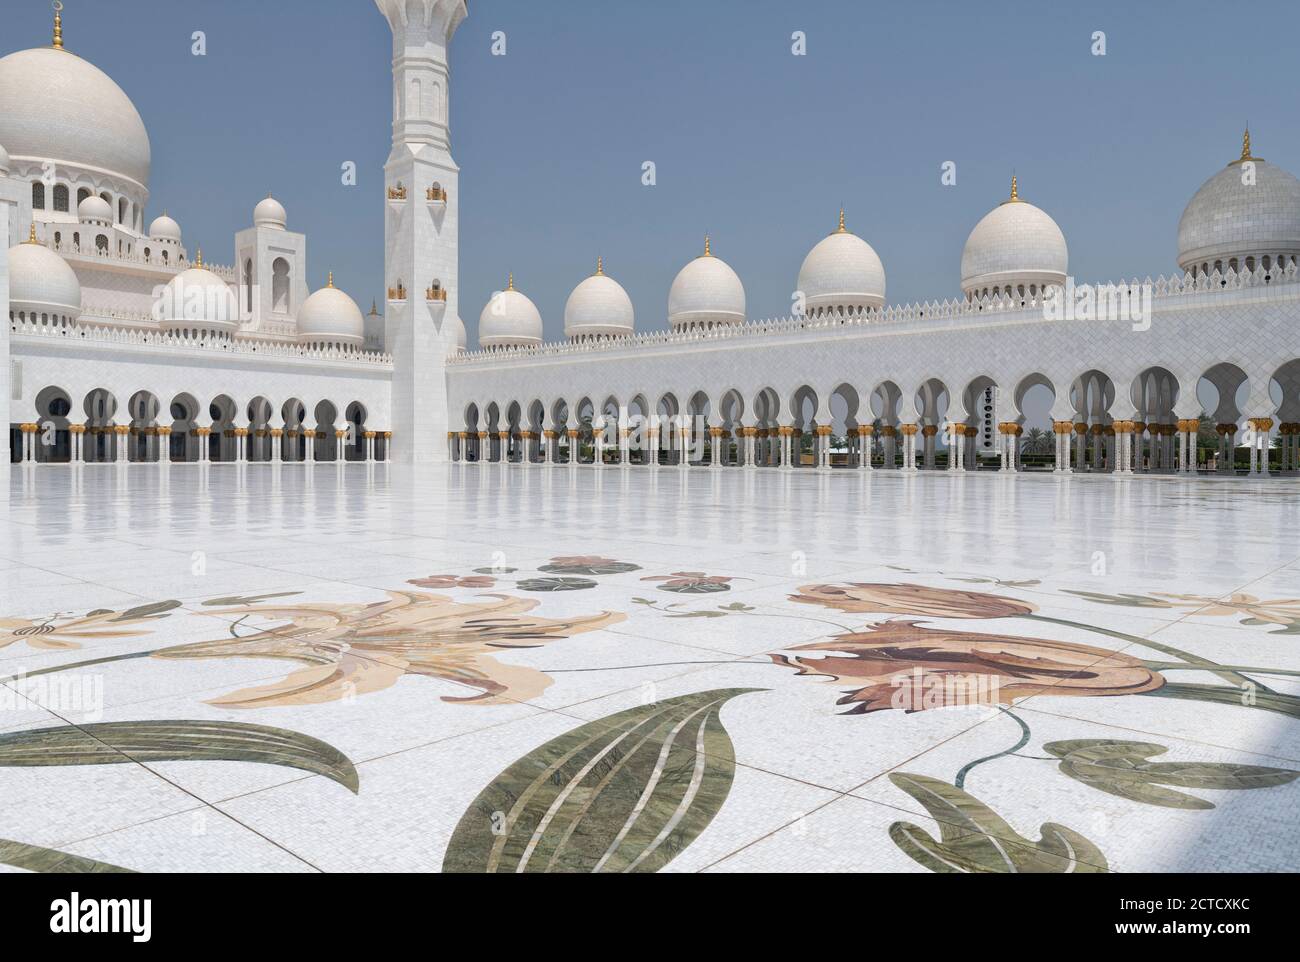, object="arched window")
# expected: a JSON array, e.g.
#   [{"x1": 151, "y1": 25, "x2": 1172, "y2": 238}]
[
  {"x1": 96, "y1": 235, "x2": 108, "y2": 252},
  {"x1": 77, "y1": 187, "x2": 91, "y2": 207},
  {"x1": 408, "y1": 77, "x2": 424, "y2": 118},
  {"x1": 272, "y1": 257, "x2": 290, "y2": 313},
  {"x1": 53, "y1": 232, "x2": 61, "y2": 246},
  {"x1": 143, "y1": 247, "x2": 151, "y2": 261},
  {"x1": 53, "y1": 184, "x2": 69, "y2": 212},
  {"x1": 161, "y1": 249, "x2": 169, "y2": 264},
  {"x1": 118, "y1": 198, "x2": 128, "y2": 224},
  {"x1": 72, "y1": 232, "x2": 80, "y2": 249},
  {"x1": 32, "y1": 182, "x2": 45, "y2": 209},
  {"x1": 244, "y1": 258, "x2": 253, "y2": 313}
]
